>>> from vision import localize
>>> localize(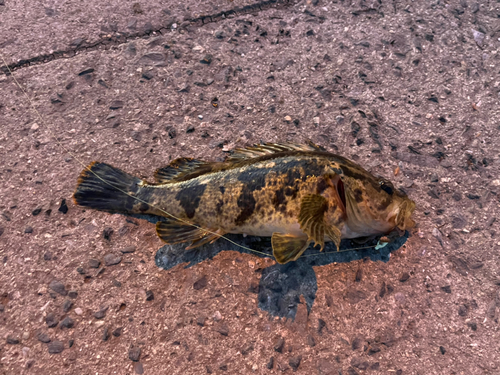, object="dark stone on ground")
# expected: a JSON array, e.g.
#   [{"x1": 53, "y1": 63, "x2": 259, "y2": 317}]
[
  {"x1": 399, "y1": 272, "x2": 410, "y2": 282},
  {"x1": 6, "y1": 335, "x2": 20, "y2": 344},
  {"x1": 44, "y1": 252, "x2": 52, "y2": 261},
  {"x1": 193, "y1": 276, "x2": 208, "y2": 290},
  {"x1": 62, "y1": 299, "x2": 73, "y2": 313},
  {"x1": 48, "y1": 340, "x2": 64, "y2": 354},
  {"x1": 25, "y1": 226, "x2": 33, "y2": 234},
  {"x1": 68, "y1": 290, "x2": 78, "y2": 299},
  {"x1": 58, "y1": 199, "x2": 68, "y2": 214},
  {"x1": 109, "y1": 101, "x2": 124, "y2": 110},
  {"x1": 60, "y1": 316, "x2": 74, "y2": 329},
  {"x1": 241, "y1": 342, "x2": 254, "y2": 355},
  {"x1": 78, "y1": 68, "x2": 94, "y2": 76},
  {"x1": 216, "y1": 325, "x2": 229, "y2": 336},
  {"x1": 267, "y1": 356, "x2": 274, "y2": 369},
  {"x1": 76, "y1": 267, "x2": 85, "y2": 275},
  {"x1": 289, "y1": 356, "x2": 302, "y2": 372},
  {"x1": 102, "y1": 326, "x2": 110, "y2": 341},
  {"x1": 441, "y1": 285, "x2": 452, "y2": 294},
  {"x1": 121, "y1": 246, "x2": 136, "y2": 253},
  {"x1": 197, "y1": 316, "x2": 205, "y2": 327},
  {"x1": 440, "y1": 346, "x2": 446, "y2": 354},
  {"x1": 219, "y1": 364, "x2": 227, "y2": 371},
  {"x1": 37, "y1": 332, "x2": 51, "y2": 343},
  {"x1": 274, "y1": 337, "x2": 285, "y2": 352},
  {"x1": 145, "y1": 290, "x2": 154, "y2": 301},
  {"x1": 103, "y1": 227, "x2": 114, "y2": 240},
  {"x1": 32, "y1": 208, "x2": 42, "y2": 216},
  {"x1": 351, "y1": 337, "x2": 363, "y2": 350},
  {"x1": 129, "y1": 345, "x2": 141, "y2": 361},
  {"x1": 94, "y1": 306, "x2": 108, "y2": 319},
  {"x1": 49, "y1": 280, "x2": 67, "y2": 296},
  {"x1": 112, "y1": 327, "x2": 123, "y2": 337},
  {"x1": 200, "y1": 55, "x2": 212, "y2": 64},
  {"x1": 89, "y1": 259, "x2": 101, "y2": 268},
  {"x1": 141, "y1": 71, "x2": 153, "y2": 80},
  {"x1": 46, "y1": 313, "x2": 59, "y2": 328},
  {"x1": 318, "y1": 318, "x2": 326, "y2": 334},
  {"x1": 104, "y1": 253, "x2": 122, "y2": 266},
  {"x1": 68, "y1": 339, "x2": 74, "y2": 347},
  {"x1": 458, "y1": 304, "x2": 468, "y2": 316}
]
